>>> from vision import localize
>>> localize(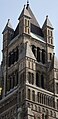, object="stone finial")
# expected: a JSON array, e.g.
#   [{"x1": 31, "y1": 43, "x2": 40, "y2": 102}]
[
  {"x1": 46, "y1": 15, "x2": 48, "y2": 19},
  {"x1": 27, "y1": 0, "x2": 29, "y2": 9}
]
